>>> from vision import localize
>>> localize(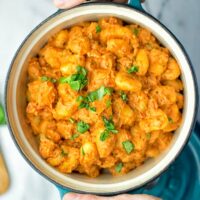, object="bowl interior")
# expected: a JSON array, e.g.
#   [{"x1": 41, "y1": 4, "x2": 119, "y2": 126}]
[{"x1": 6, "y1": 3, "x2": 197, "y2": 194}]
